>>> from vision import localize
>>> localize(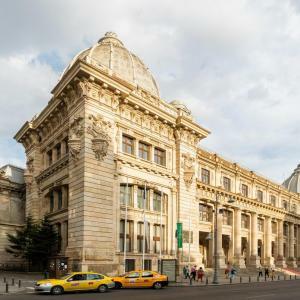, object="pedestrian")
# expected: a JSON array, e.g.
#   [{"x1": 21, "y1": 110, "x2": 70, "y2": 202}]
[
  {"x1": 191, "y1": 265, "x2": 197, "y2": 281},
  {"x1": 229, "y1": 267, "x2": 237, "y2": 280},
  {"x1": 271, "y1": 268, "x2": 275, "y2": 279},
  {"x1": 225, "y1": 266, "x2": 230, "y2": 279},
  {"x1": 264, "y1": 267, "x2": 269, "y2": 278},
  {"x1": 258, "y1": 266, "x2": 263, "y2": 277},
  {"x1": 197, "y1": 267, "x2": 204, "y2": 282},
  {"x1": 183, "y1": 265, "x2": 189, "y2": 279}
]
